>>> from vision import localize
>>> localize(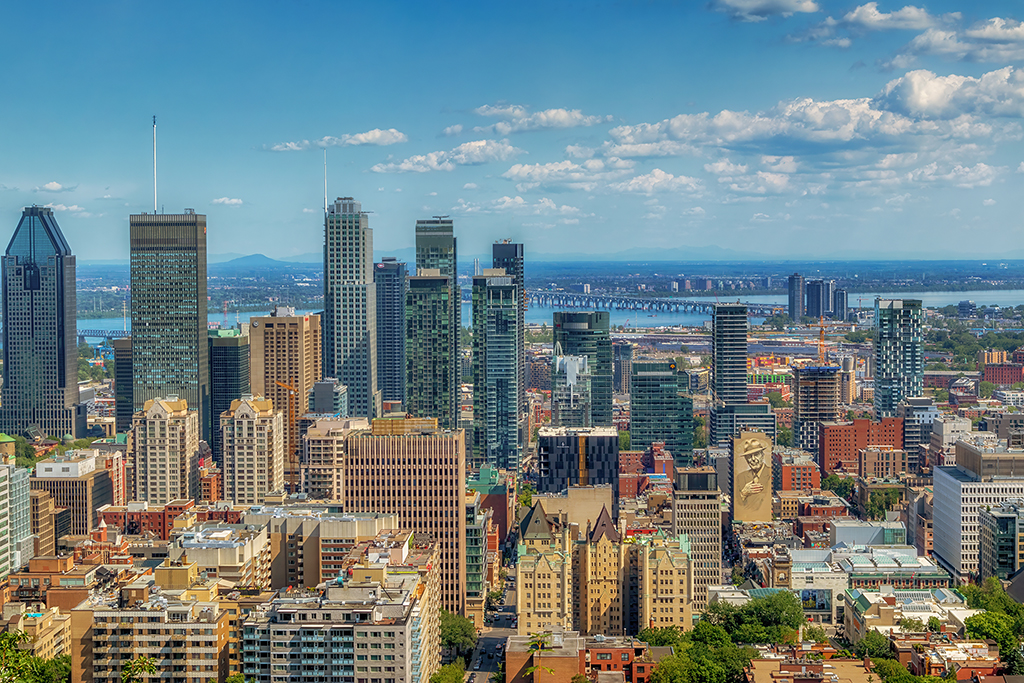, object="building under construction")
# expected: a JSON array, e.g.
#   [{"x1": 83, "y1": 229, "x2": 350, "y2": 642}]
[{"x1": 792, "y1": 365, "x2": 841, "y2": 455}]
